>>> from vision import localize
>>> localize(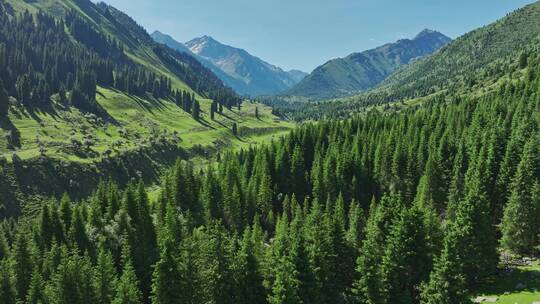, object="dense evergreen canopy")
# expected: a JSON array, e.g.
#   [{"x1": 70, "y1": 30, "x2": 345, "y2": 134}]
[{"x1": 1, "y1": 52, "x2": 538, "y2": 302}]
